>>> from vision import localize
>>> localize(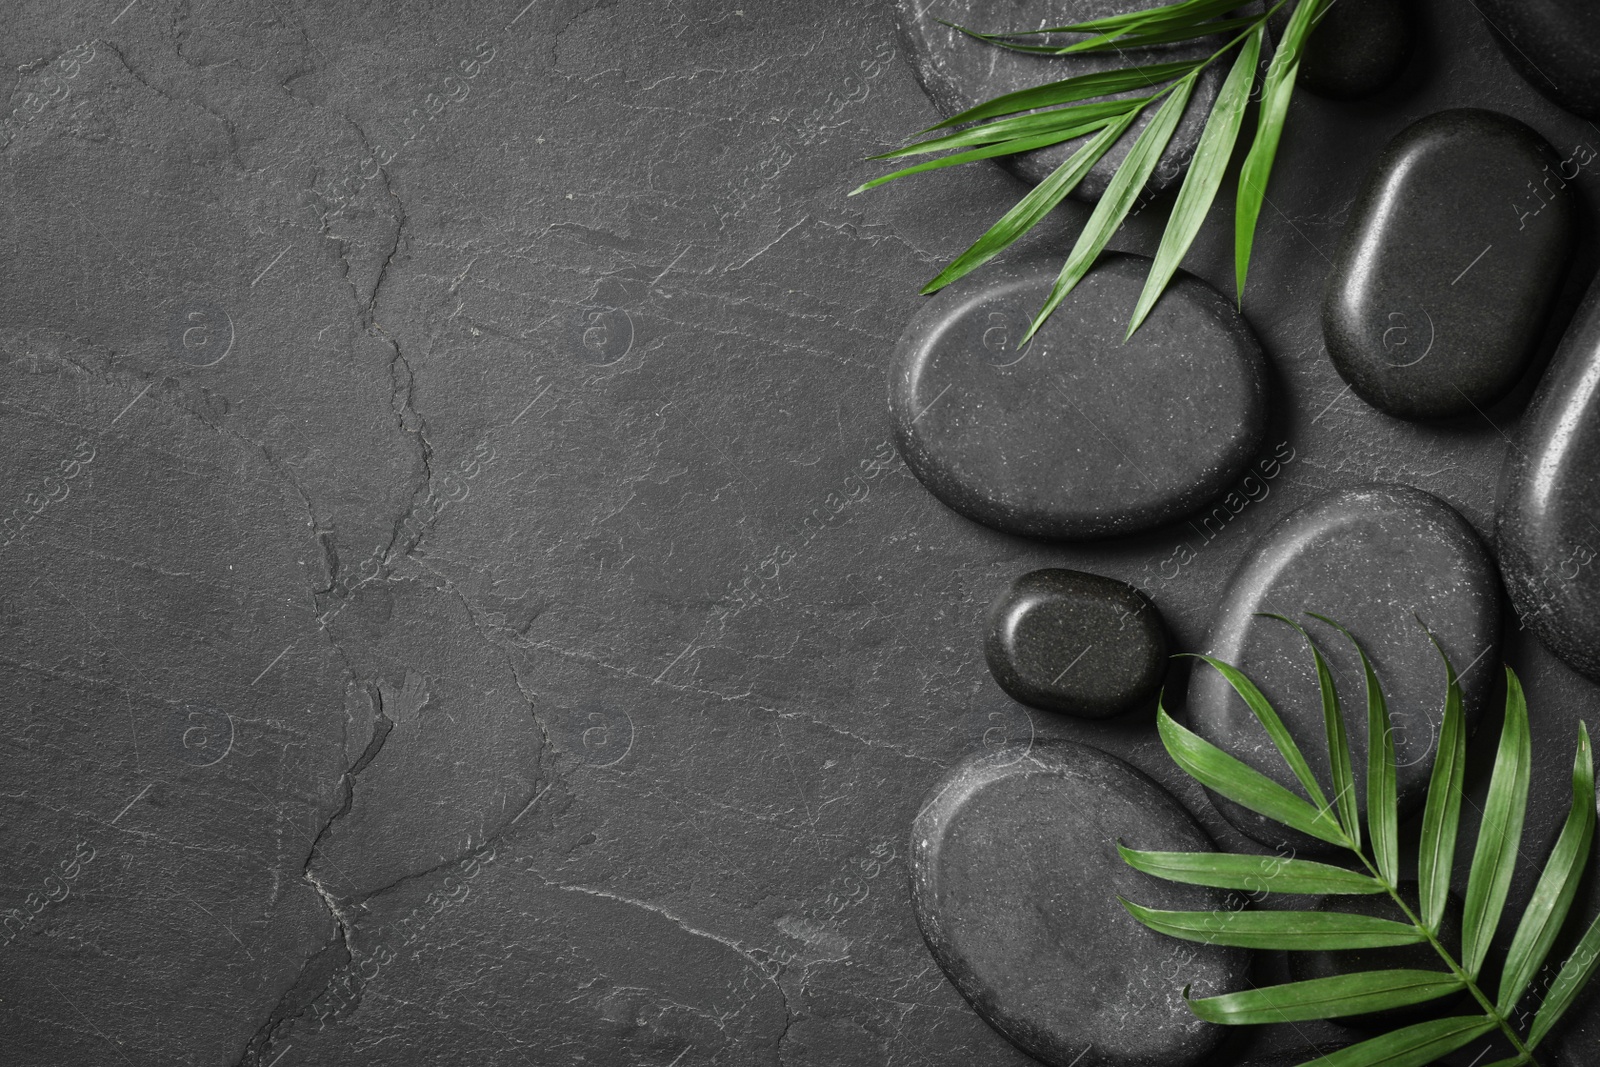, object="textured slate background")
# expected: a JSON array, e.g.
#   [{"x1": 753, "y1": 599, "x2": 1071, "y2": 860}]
[{"x1": 1, "y1": 1, "x2": 1598, "y2": 1065}]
